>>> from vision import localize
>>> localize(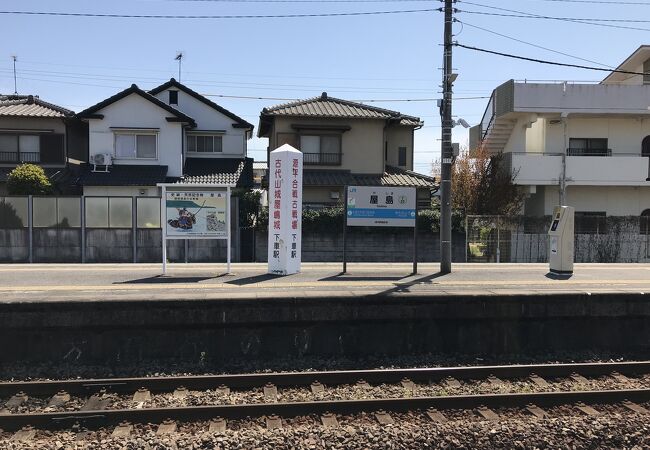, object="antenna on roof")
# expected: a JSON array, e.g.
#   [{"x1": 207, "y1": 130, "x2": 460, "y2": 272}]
[
  {"x1": 11, "y1": 55, "x2": 17, "y2": 94},
  {"x1": 175, "y1": 52, "x2": 184, "y2": 82}
]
